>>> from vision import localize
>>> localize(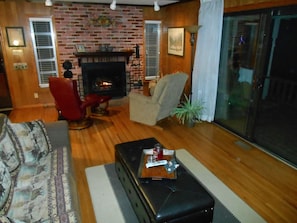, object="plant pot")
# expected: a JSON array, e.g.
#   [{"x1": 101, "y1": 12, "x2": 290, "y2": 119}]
[{"x1": 185, "y1": 118, "x2": 195, "y2": 128}]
